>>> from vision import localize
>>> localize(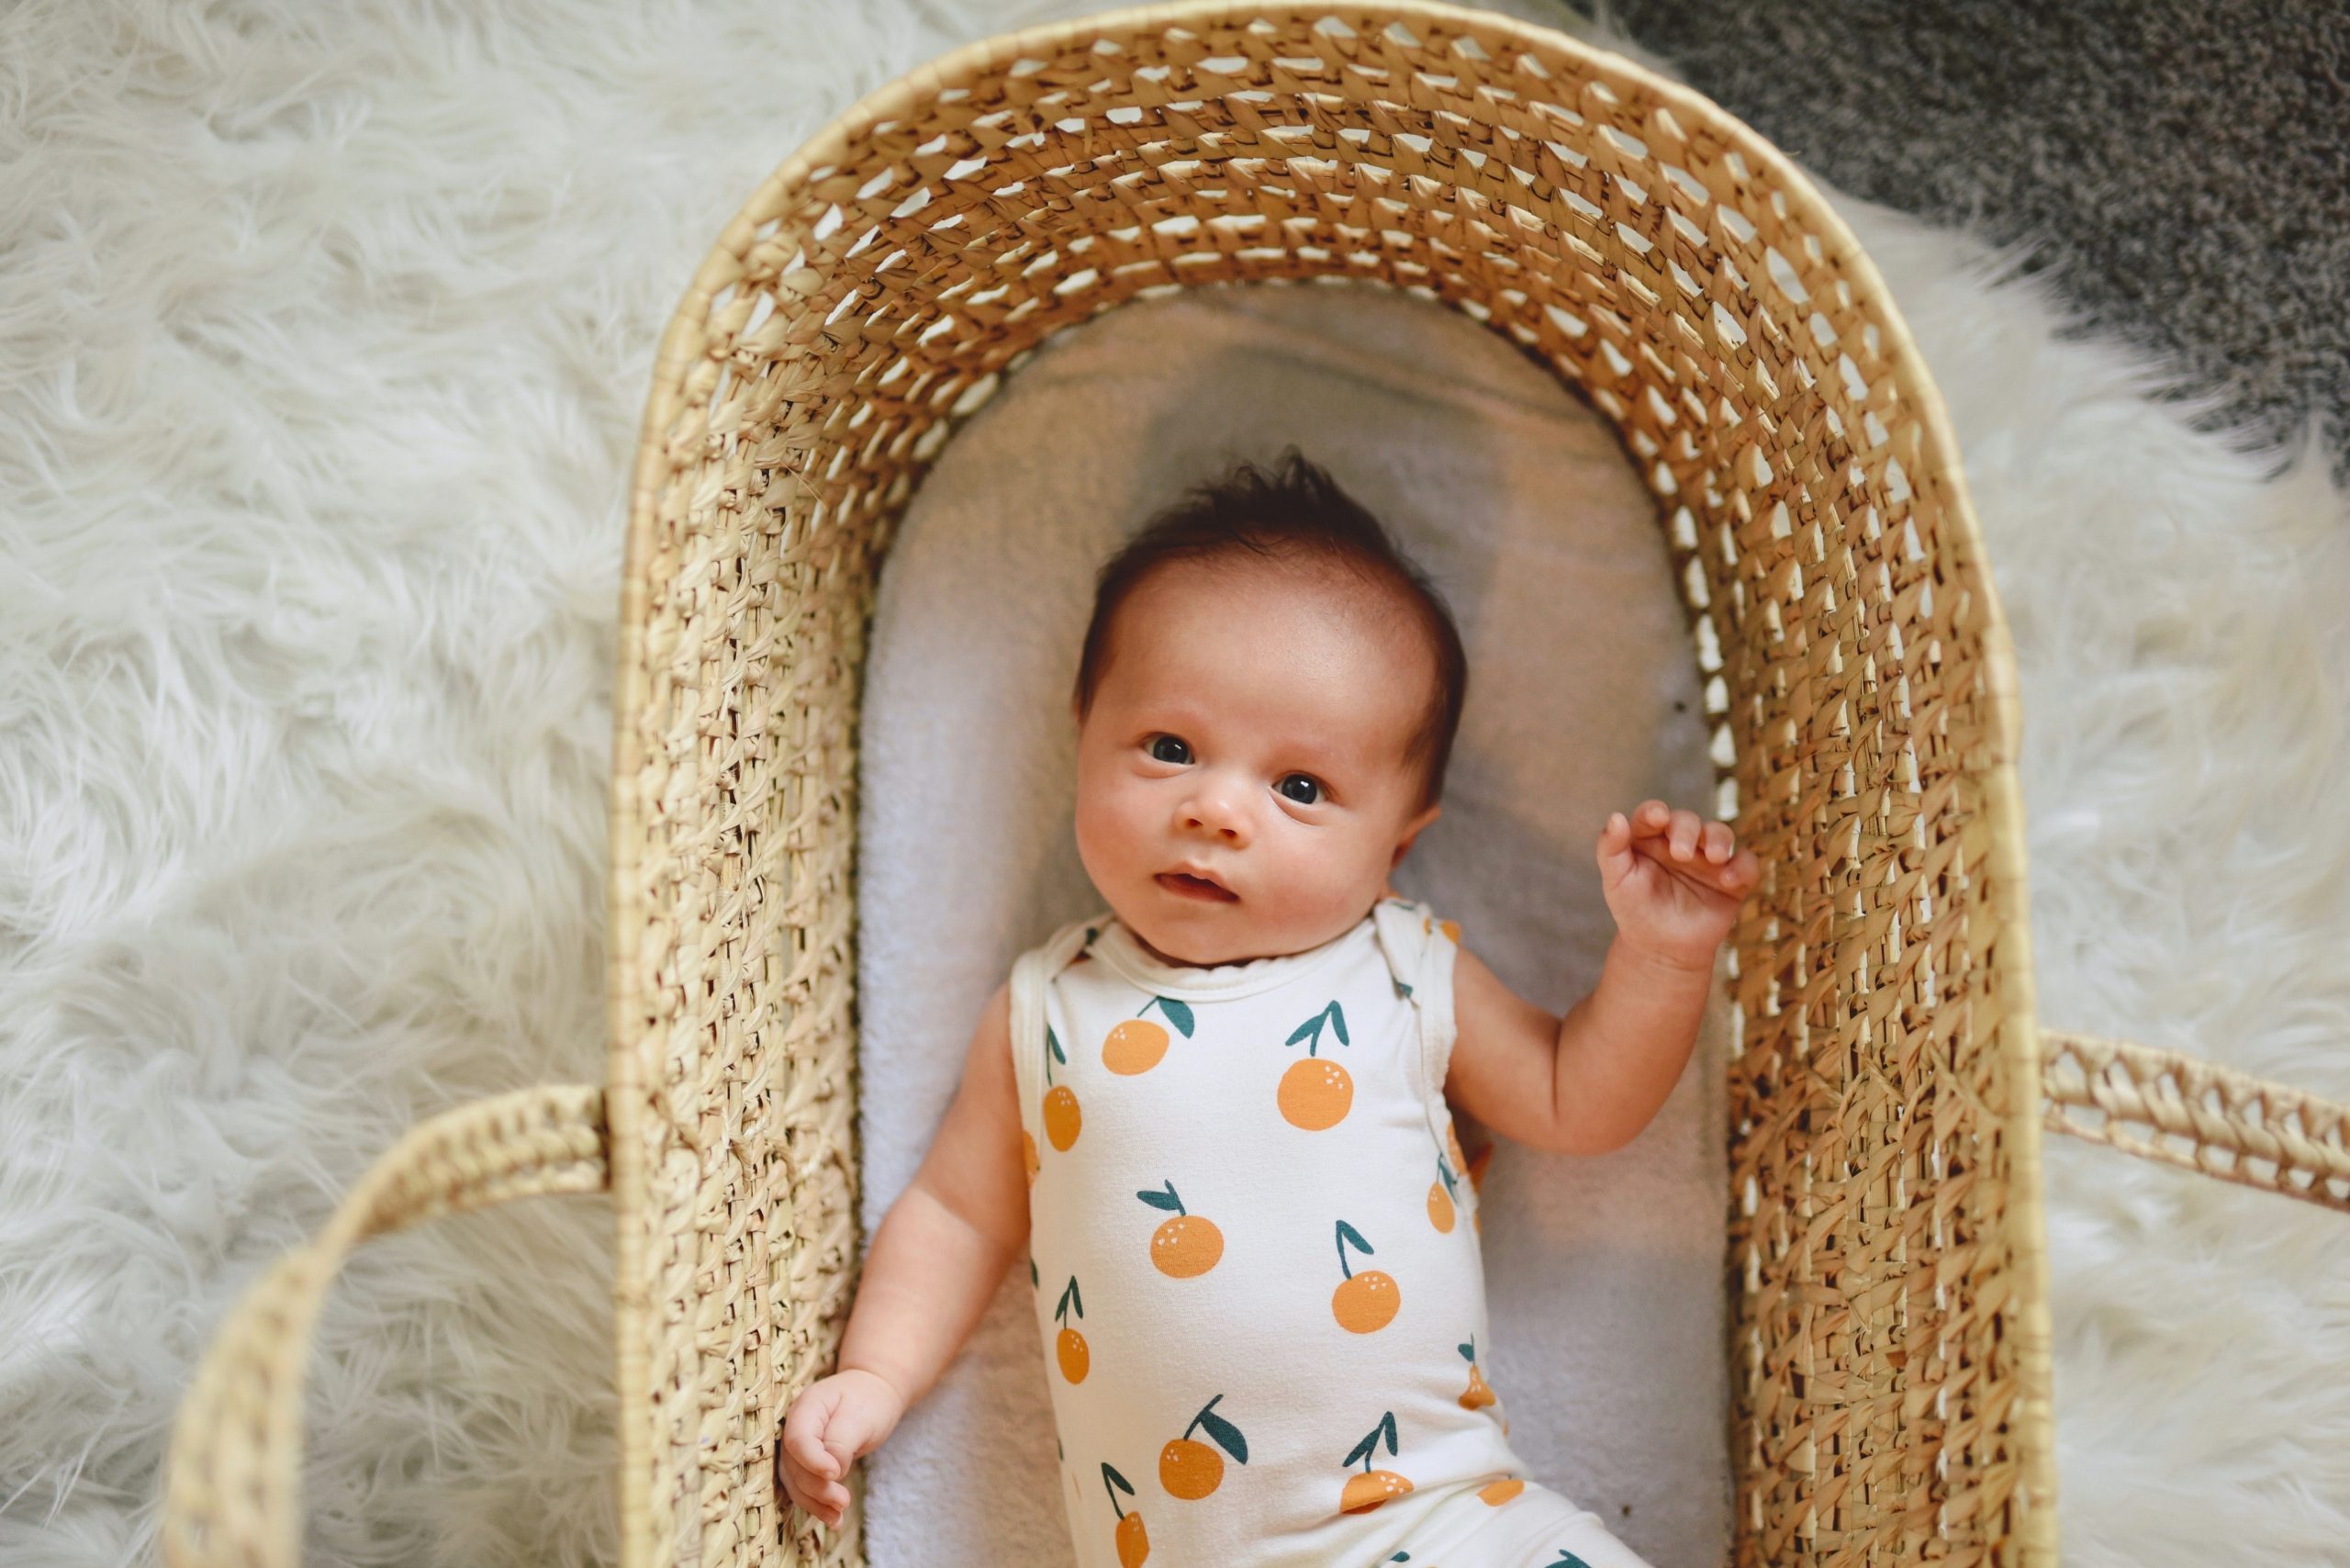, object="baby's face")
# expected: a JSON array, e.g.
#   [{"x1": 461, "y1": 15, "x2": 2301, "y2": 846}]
[{"x1": 1070, "y1": 561, "x2": 1442, "y2": 968}]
